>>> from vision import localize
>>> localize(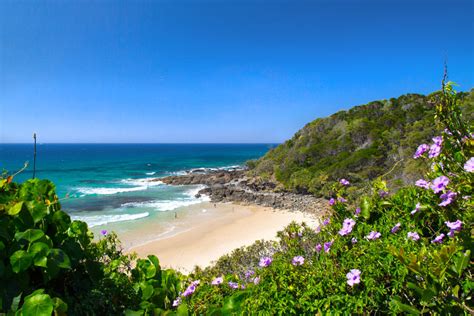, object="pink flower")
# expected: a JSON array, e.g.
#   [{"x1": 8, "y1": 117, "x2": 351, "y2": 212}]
[
  {"x1": 431, "y1": 176, "x2": 449, "y2": 193},
  {"x1": 445, "y1": 220, "x2": 462, "y2": 231},
  {"x1": 211, "y1": 277, "x2": 223, "y2": 285},
  {"x1": 391, "y1": 223, "x2": 401, "y2": 234},
  {"x1": 292, "y1": 256, "x2": 305, "y2": 266},
  {"x1": 259, "y1": 257, "x2": 272, "y2": 267},
  {"x1": 407, "y1": 232, "x2": 420, "y2": 241},
  {"x1": 410, "y1": 203, "x2": 421, "y2": 215},
  {"x1": 354, "y1": 207, "x2": 361, "y2": 216},
  {"x1": 366, "y1": 231, "x2": 381, "y2": 240},
  {"x1": 346, "y1": 269, "x2": 361, "y2": 286},
  {"x1": 413, "y1": 144, "x2": 429, "y2": 159},
  {"x1": 464, "y1": 157, "x2": 474, "y2": 172},
  {"x1": 315, "y1": 243, "x2": 322, "y2": 252},
  {"x1": 253, "y1": 276, "x2": 260, "y2": 285},
  {"x1": 324, "y1": 241, "x2": 333, "y2": 253},
  {"x1": 431, "y1": 233, "x2": 445, "y2": 244},
  {"x1": 351, "y1": 237, "x2": 358, "y2": 244},
  {"x1": 338, "y1": 218, "x2": 356, "y2": 236},
  {"x1": 415, "y1": 179, "x2": 430, "y2": 189},
  {"x1": 439, "y1": 191, "x2": 457, "y2": 206},
  {"x1": 340, "y1": 179, "x2": 350, "y2": 186},
  {"x1": 172, "y1": 297, "x2": 182, "y2": 307}
]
